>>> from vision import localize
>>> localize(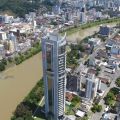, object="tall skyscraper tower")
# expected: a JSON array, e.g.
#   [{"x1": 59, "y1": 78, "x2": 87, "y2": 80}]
[{"x1": 41, "y1": 32, "x2": 66, "y2": 120}]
